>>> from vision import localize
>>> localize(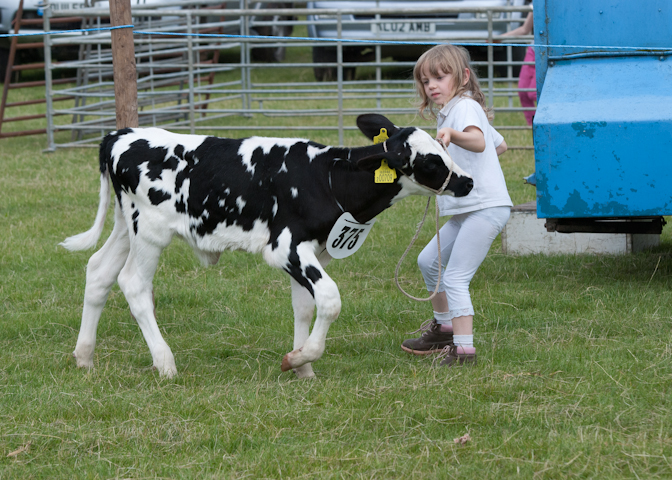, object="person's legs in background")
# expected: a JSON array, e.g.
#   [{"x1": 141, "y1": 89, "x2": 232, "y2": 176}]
[{"x1": 518, "y1": 46, "x2": 537, "y2": 126}]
